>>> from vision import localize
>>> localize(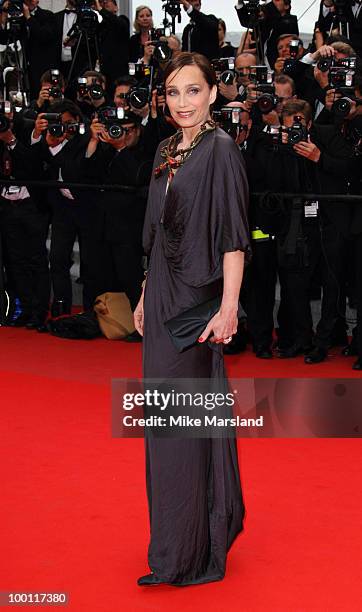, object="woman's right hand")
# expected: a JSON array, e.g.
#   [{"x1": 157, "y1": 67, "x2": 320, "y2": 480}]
[{"x1": 134, "y1": 295, "x2": 144, "y2": 336}]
